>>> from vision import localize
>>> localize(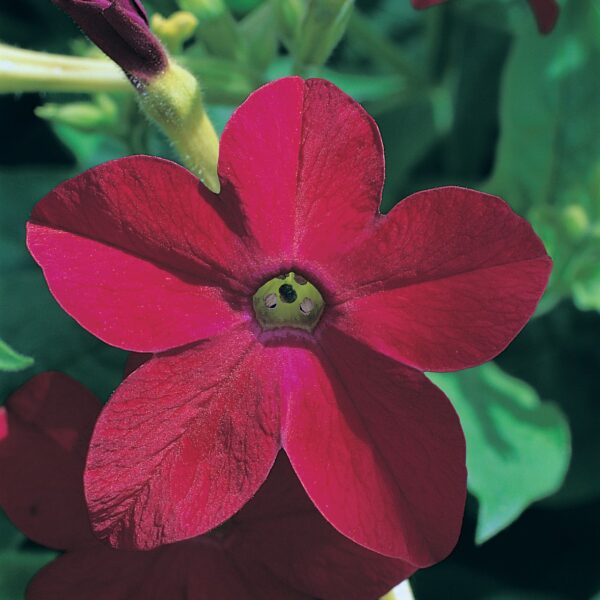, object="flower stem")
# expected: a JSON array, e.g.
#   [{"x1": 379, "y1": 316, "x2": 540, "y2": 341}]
[{"x1": 0, "y1": 44, "x2": 129, "y2": 94}]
